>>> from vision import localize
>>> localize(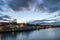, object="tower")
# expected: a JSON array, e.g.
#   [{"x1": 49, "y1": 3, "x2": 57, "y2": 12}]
[{"x1": 13, "y1": 19, "x2": 17, "y2": 23}]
